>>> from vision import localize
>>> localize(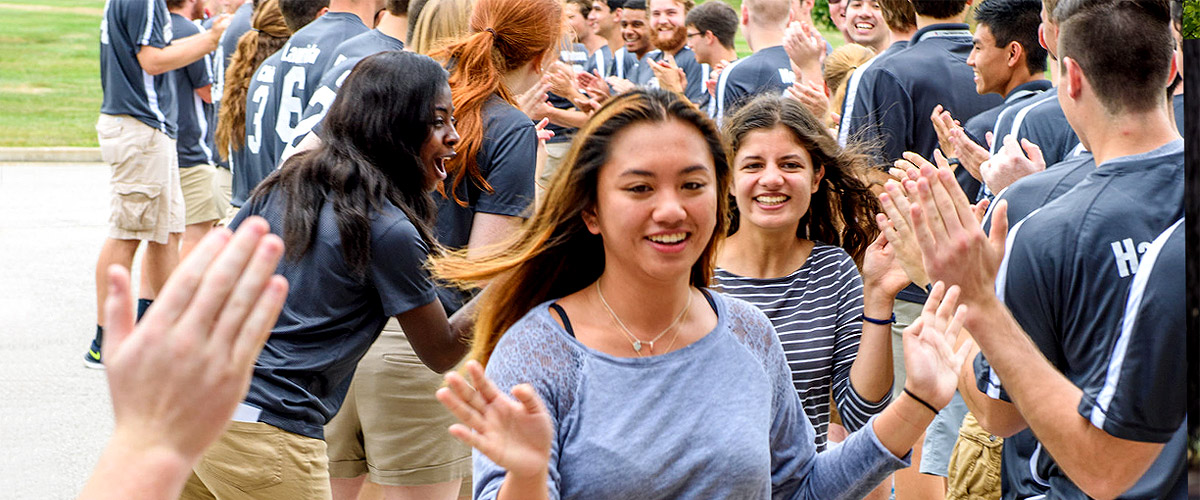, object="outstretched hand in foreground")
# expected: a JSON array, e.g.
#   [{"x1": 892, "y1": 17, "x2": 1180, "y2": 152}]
[
  {"x1": 438, "y1": 361, "x2": 553, "y2": 497},
  {"x1": 79, "y1": 217, "x2": 288, "y2": 500}
]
